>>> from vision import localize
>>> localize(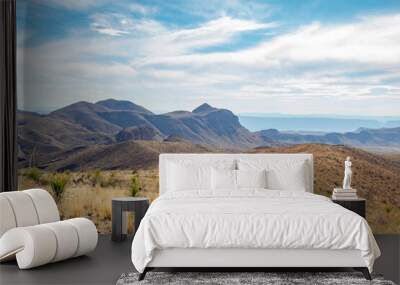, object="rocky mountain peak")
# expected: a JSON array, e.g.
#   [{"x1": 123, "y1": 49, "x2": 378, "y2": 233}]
[
  {"x1": 96, "y1": 99, "x2": 153, "y2": 114},
  {"x1": 192, "y1": 103, "x2": 217, "y2": 114}
]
